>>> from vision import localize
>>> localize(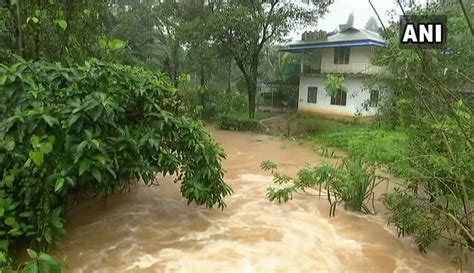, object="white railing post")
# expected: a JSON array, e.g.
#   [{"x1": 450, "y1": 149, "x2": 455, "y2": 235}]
[{"x1": 300, "y1": 51, "x2": 305, "y2": 74}]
